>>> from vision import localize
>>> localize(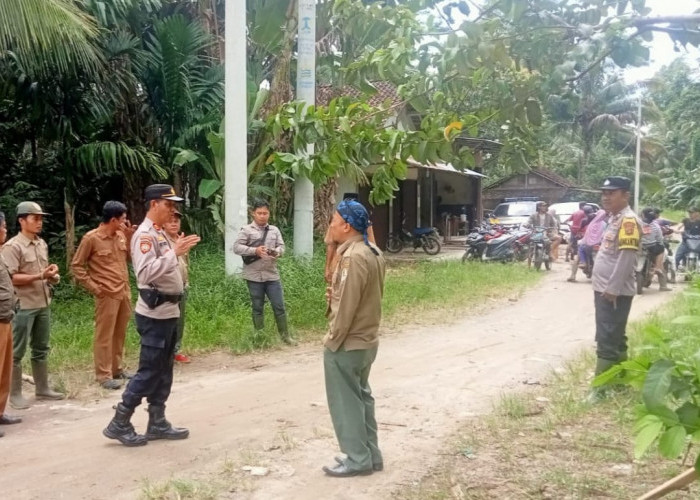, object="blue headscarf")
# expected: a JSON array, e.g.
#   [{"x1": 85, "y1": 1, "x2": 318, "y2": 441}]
[{"x1": 336, "y1": 199, "x2": 378, "y2": 255}]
